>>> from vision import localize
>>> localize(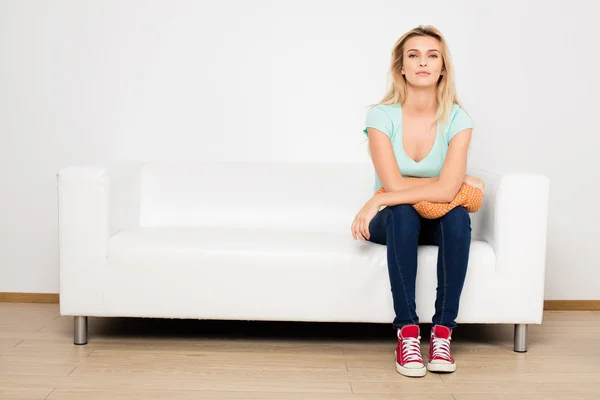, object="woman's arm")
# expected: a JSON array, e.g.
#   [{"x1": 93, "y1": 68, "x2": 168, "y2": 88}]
[
  {"x1": 374, "y1": 128, "x2": 473, "y2": 207},
  {"x1": 352, "y1": 128, "x2": 474, "y2": 241}
]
